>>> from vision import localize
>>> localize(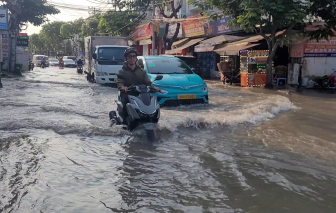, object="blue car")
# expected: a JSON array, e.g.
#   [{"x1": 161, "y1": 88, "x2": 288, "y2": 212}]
[{"x1": 137, "y1": 56, "x2": 209, "y2": 106}]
